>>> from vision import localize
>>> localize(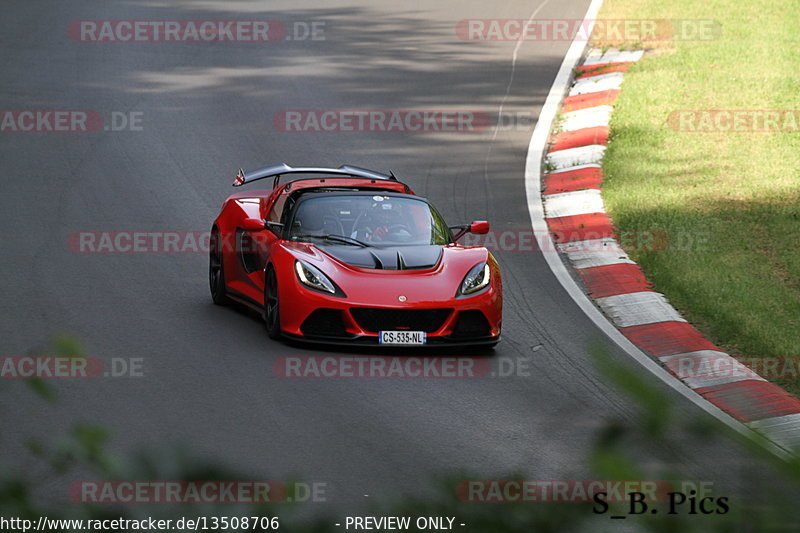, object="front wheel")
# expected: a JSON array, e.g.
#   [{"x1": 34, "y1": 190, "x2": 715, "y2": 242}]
[
  {"x1": 264, "y1": 267, "x2": 281, "y2": 339},
  {"x1": 209, "y1": 228, "x2": 229, "y2": 306}
]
